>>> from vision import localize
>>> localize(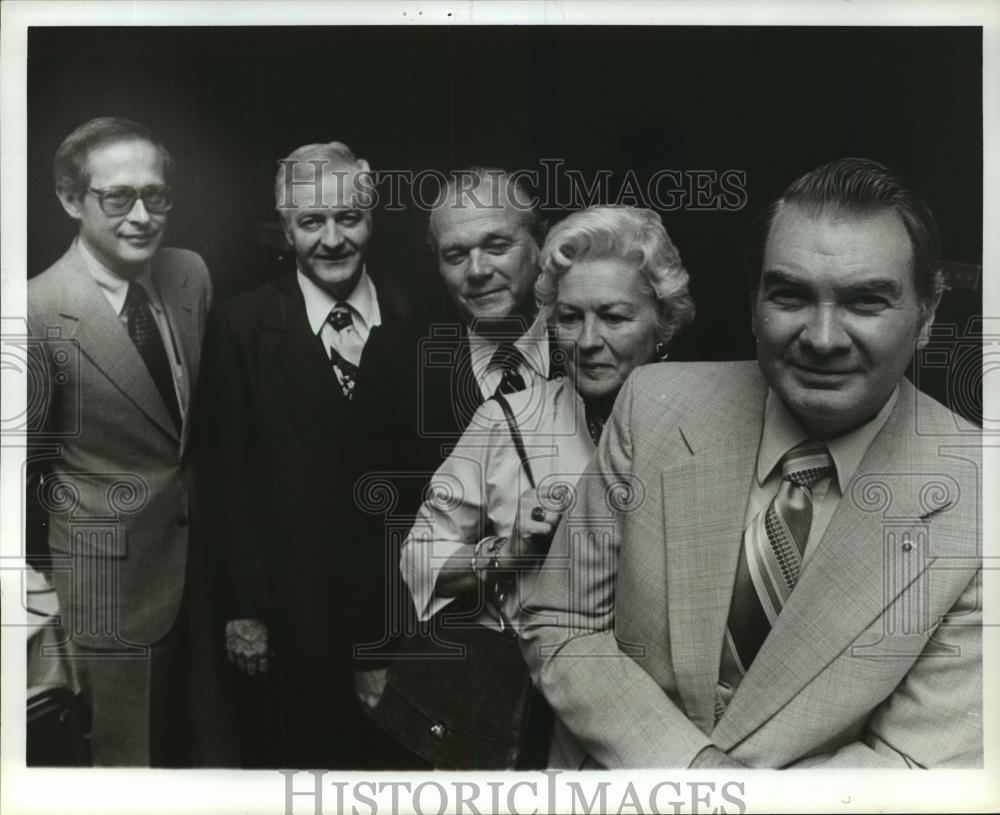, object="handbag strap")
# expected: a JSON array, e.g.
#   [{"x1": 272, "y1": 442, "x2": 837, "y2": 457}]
[{"x1": 491, "y1": 393, "x2": 536, "y2": 489}]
